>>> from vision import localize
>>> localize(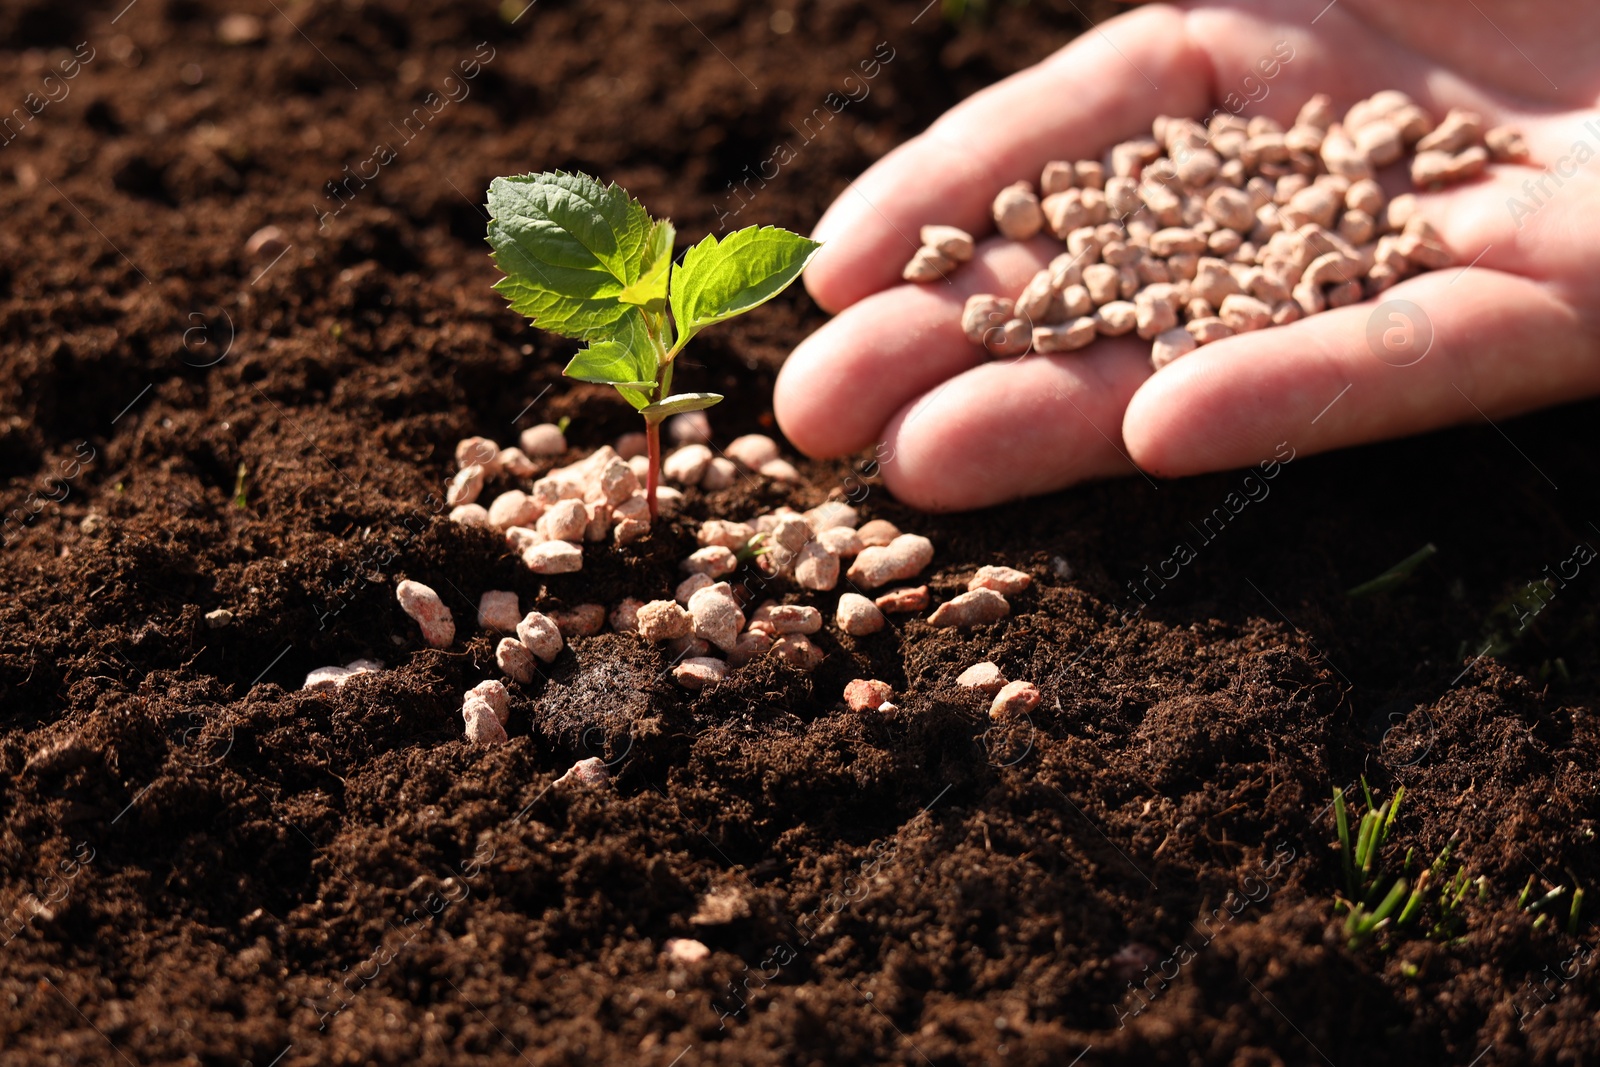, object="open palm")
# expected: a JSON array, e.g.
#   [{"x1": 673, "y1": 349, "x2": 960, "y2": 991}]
[{"x1": 774, "y1": 0, "x2": 1600, "y2": 510}]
